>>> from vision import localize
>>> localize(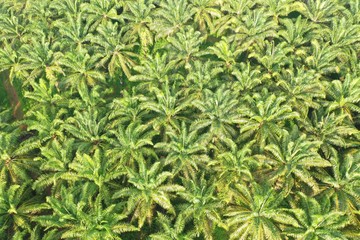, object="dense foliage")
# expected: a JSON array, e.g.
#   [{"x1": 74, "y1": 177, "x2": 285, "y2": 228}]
[{"x1": 1, "y1": 0, "x2": 360, "y2": 239}]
